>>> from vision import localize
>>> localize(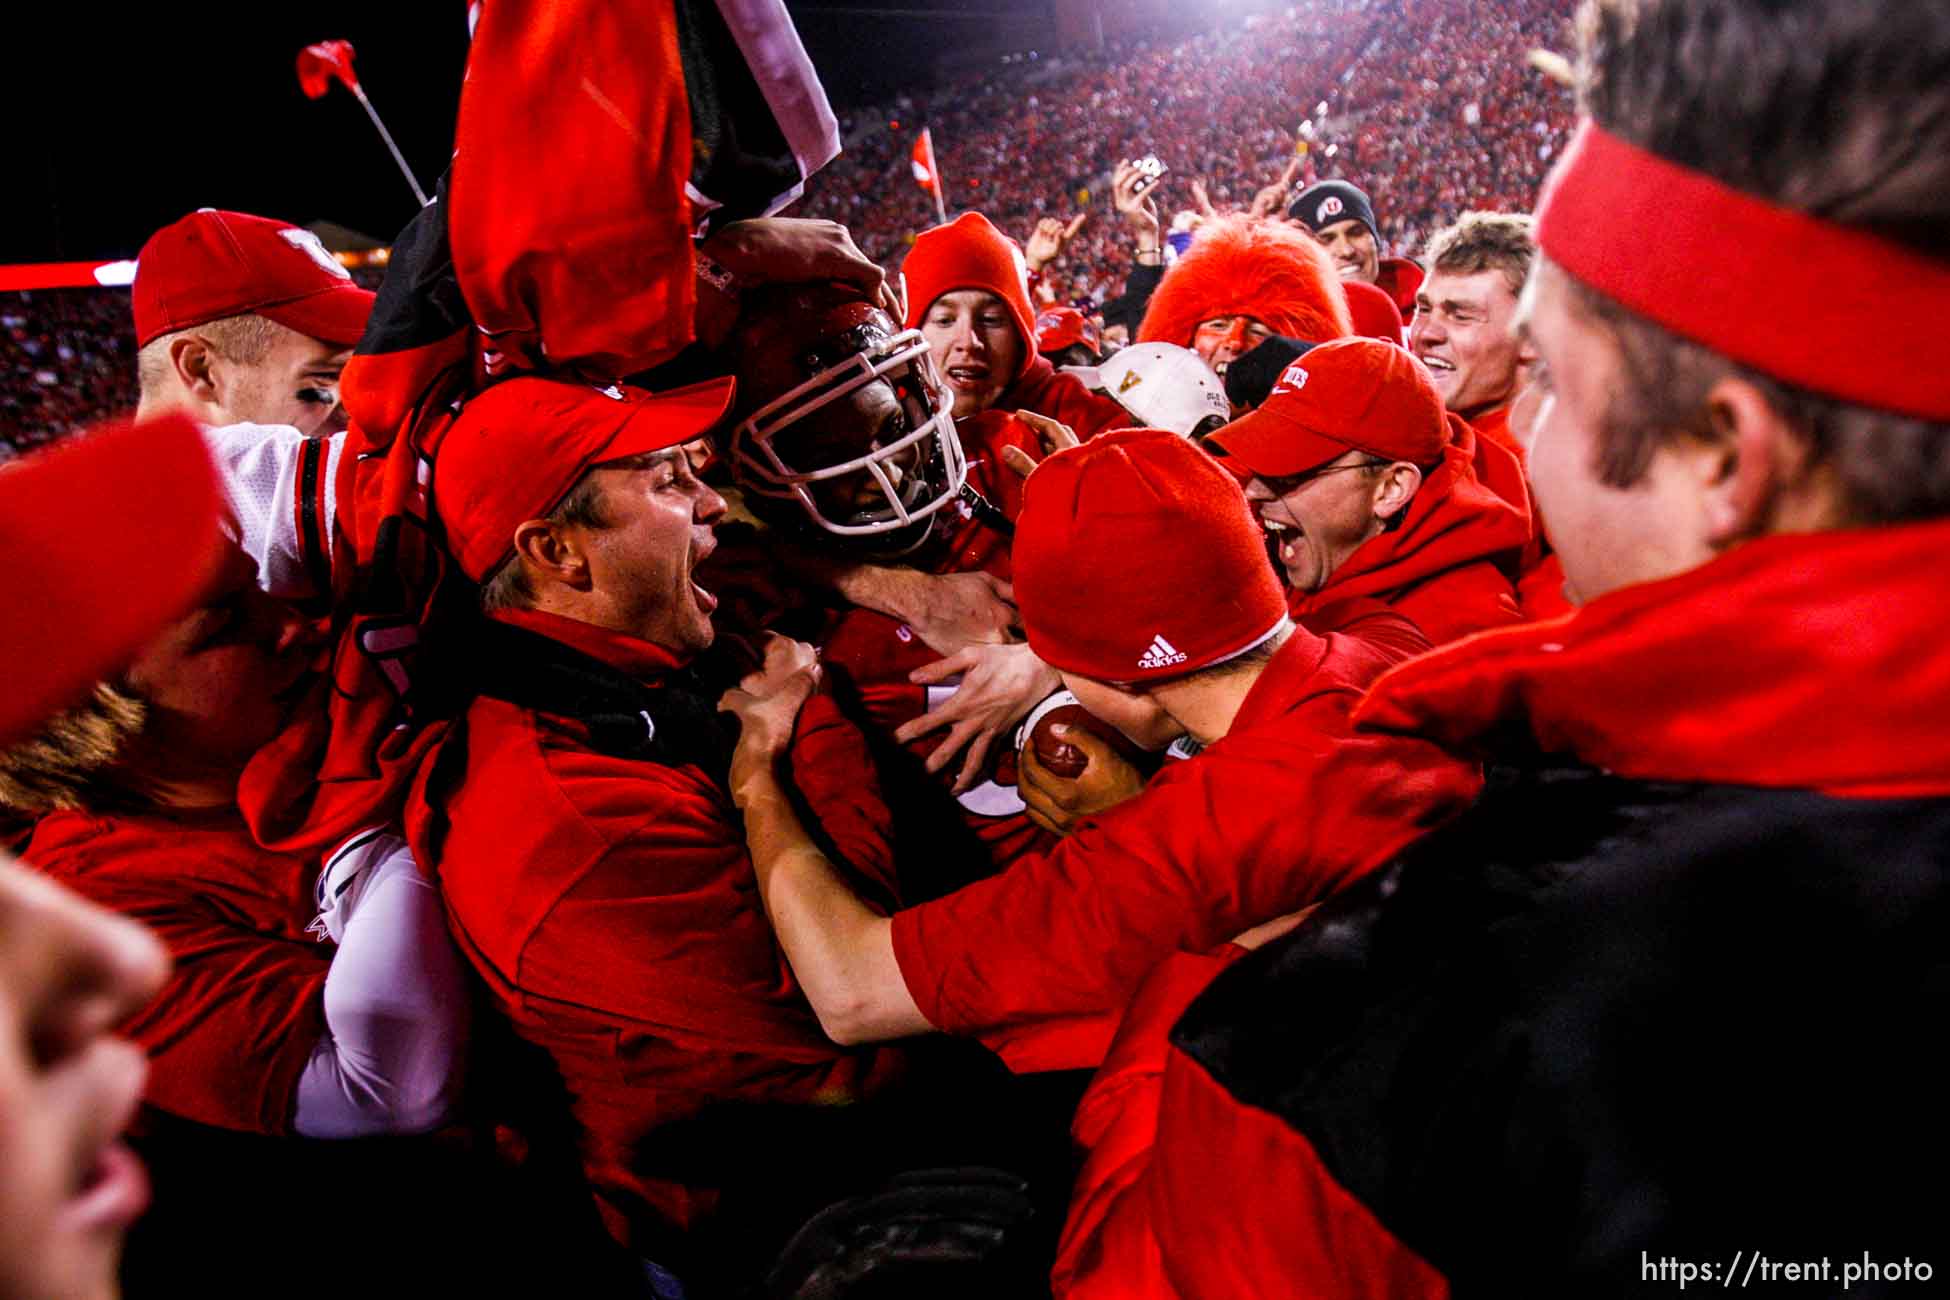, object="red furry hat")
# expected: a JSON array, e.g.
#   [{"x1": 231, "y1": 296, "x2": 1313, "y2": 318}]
[{"x1": 1138, "y1": 216, "x2": 1354, "y2": 348}]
